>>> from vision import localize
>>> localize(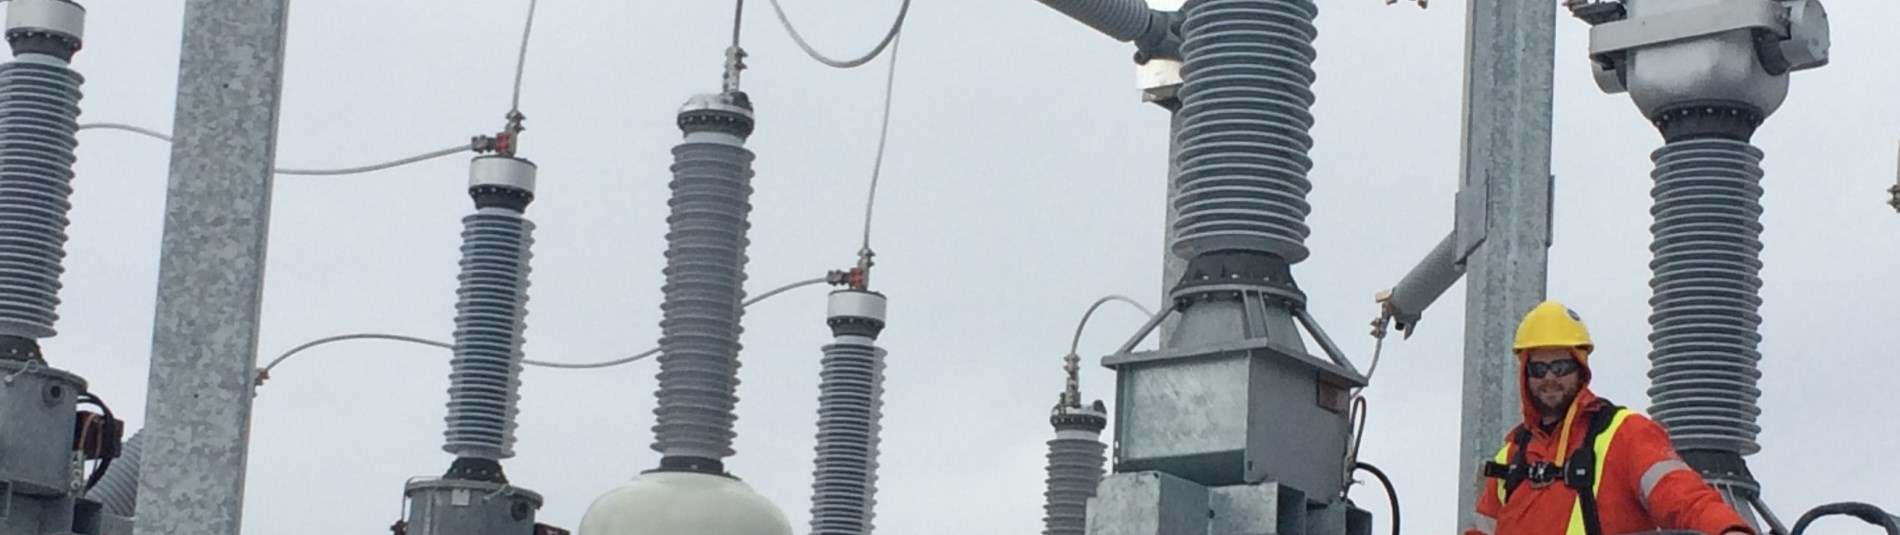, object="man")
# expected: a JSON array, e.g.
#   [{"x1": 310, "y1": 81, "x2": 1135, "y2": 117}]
[{"x1": 1463, "y1": 301, "x2": 1755, "y2": 535}]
